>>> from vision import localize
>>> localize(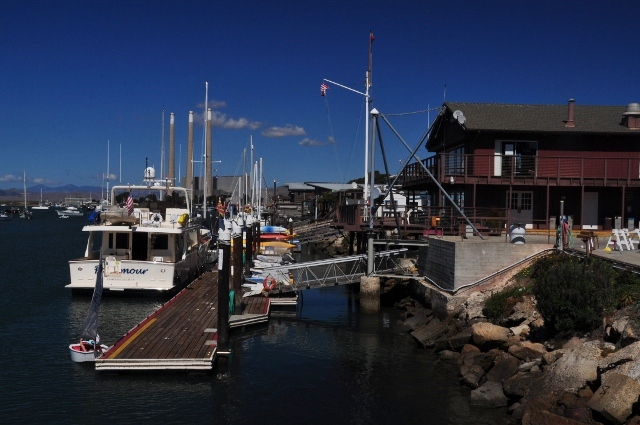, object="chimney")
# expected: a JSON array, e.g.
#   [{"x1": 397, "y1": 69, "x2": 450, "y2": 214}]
[
  {"x1": 622, "y1": 103, "x2": 640, "y2": 130},
  {"x1": 168, "y1": 113, "x2": 175, "y2": 185},
  {"x1": 186, "y1": 111, "x2": 194, "y2": 191},
  {"x1": 564, "y1": 98, "x2": 575, "y2": 128}
]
